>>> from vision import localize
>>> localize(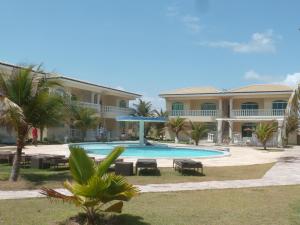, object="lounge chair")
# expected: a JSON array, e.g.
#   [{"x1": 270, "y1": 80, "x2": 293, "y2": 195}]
[
  {"x1": 0, "y1": 151, "x2": 15, "y2": 164},
  {"x1": 173, "y1": 159, "x2": 203, "y2": 174},
  {"x1": 135, "y1": 159, "x2": 158, "y2": 175}
]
